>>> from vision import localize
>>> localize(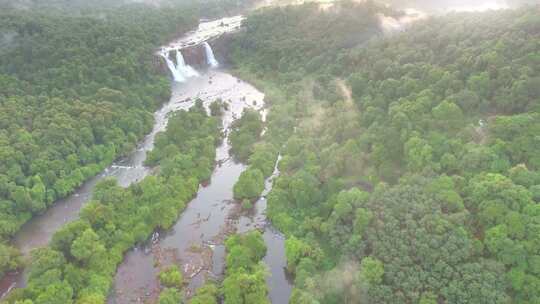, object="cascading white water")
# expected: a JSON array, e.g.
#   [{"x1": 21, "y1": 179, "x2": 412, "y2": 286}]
[
  {"x1": 203, "y1": 42, "x2": 219, "y2": 68},
  {"x1": 161, "y1": 53, "x2": 185, "y2": 82},
  {"x1": 176, "y1": 49, "x2": 199, "y2": 77}
]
